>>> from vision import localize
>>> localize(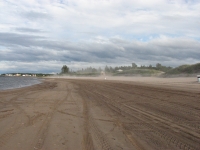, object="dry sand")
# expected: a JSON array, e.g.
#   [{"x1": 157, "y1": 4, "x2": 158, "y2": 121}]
[{"x1": 0, "y1": 76, "x2": 199, "y2": 150}]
